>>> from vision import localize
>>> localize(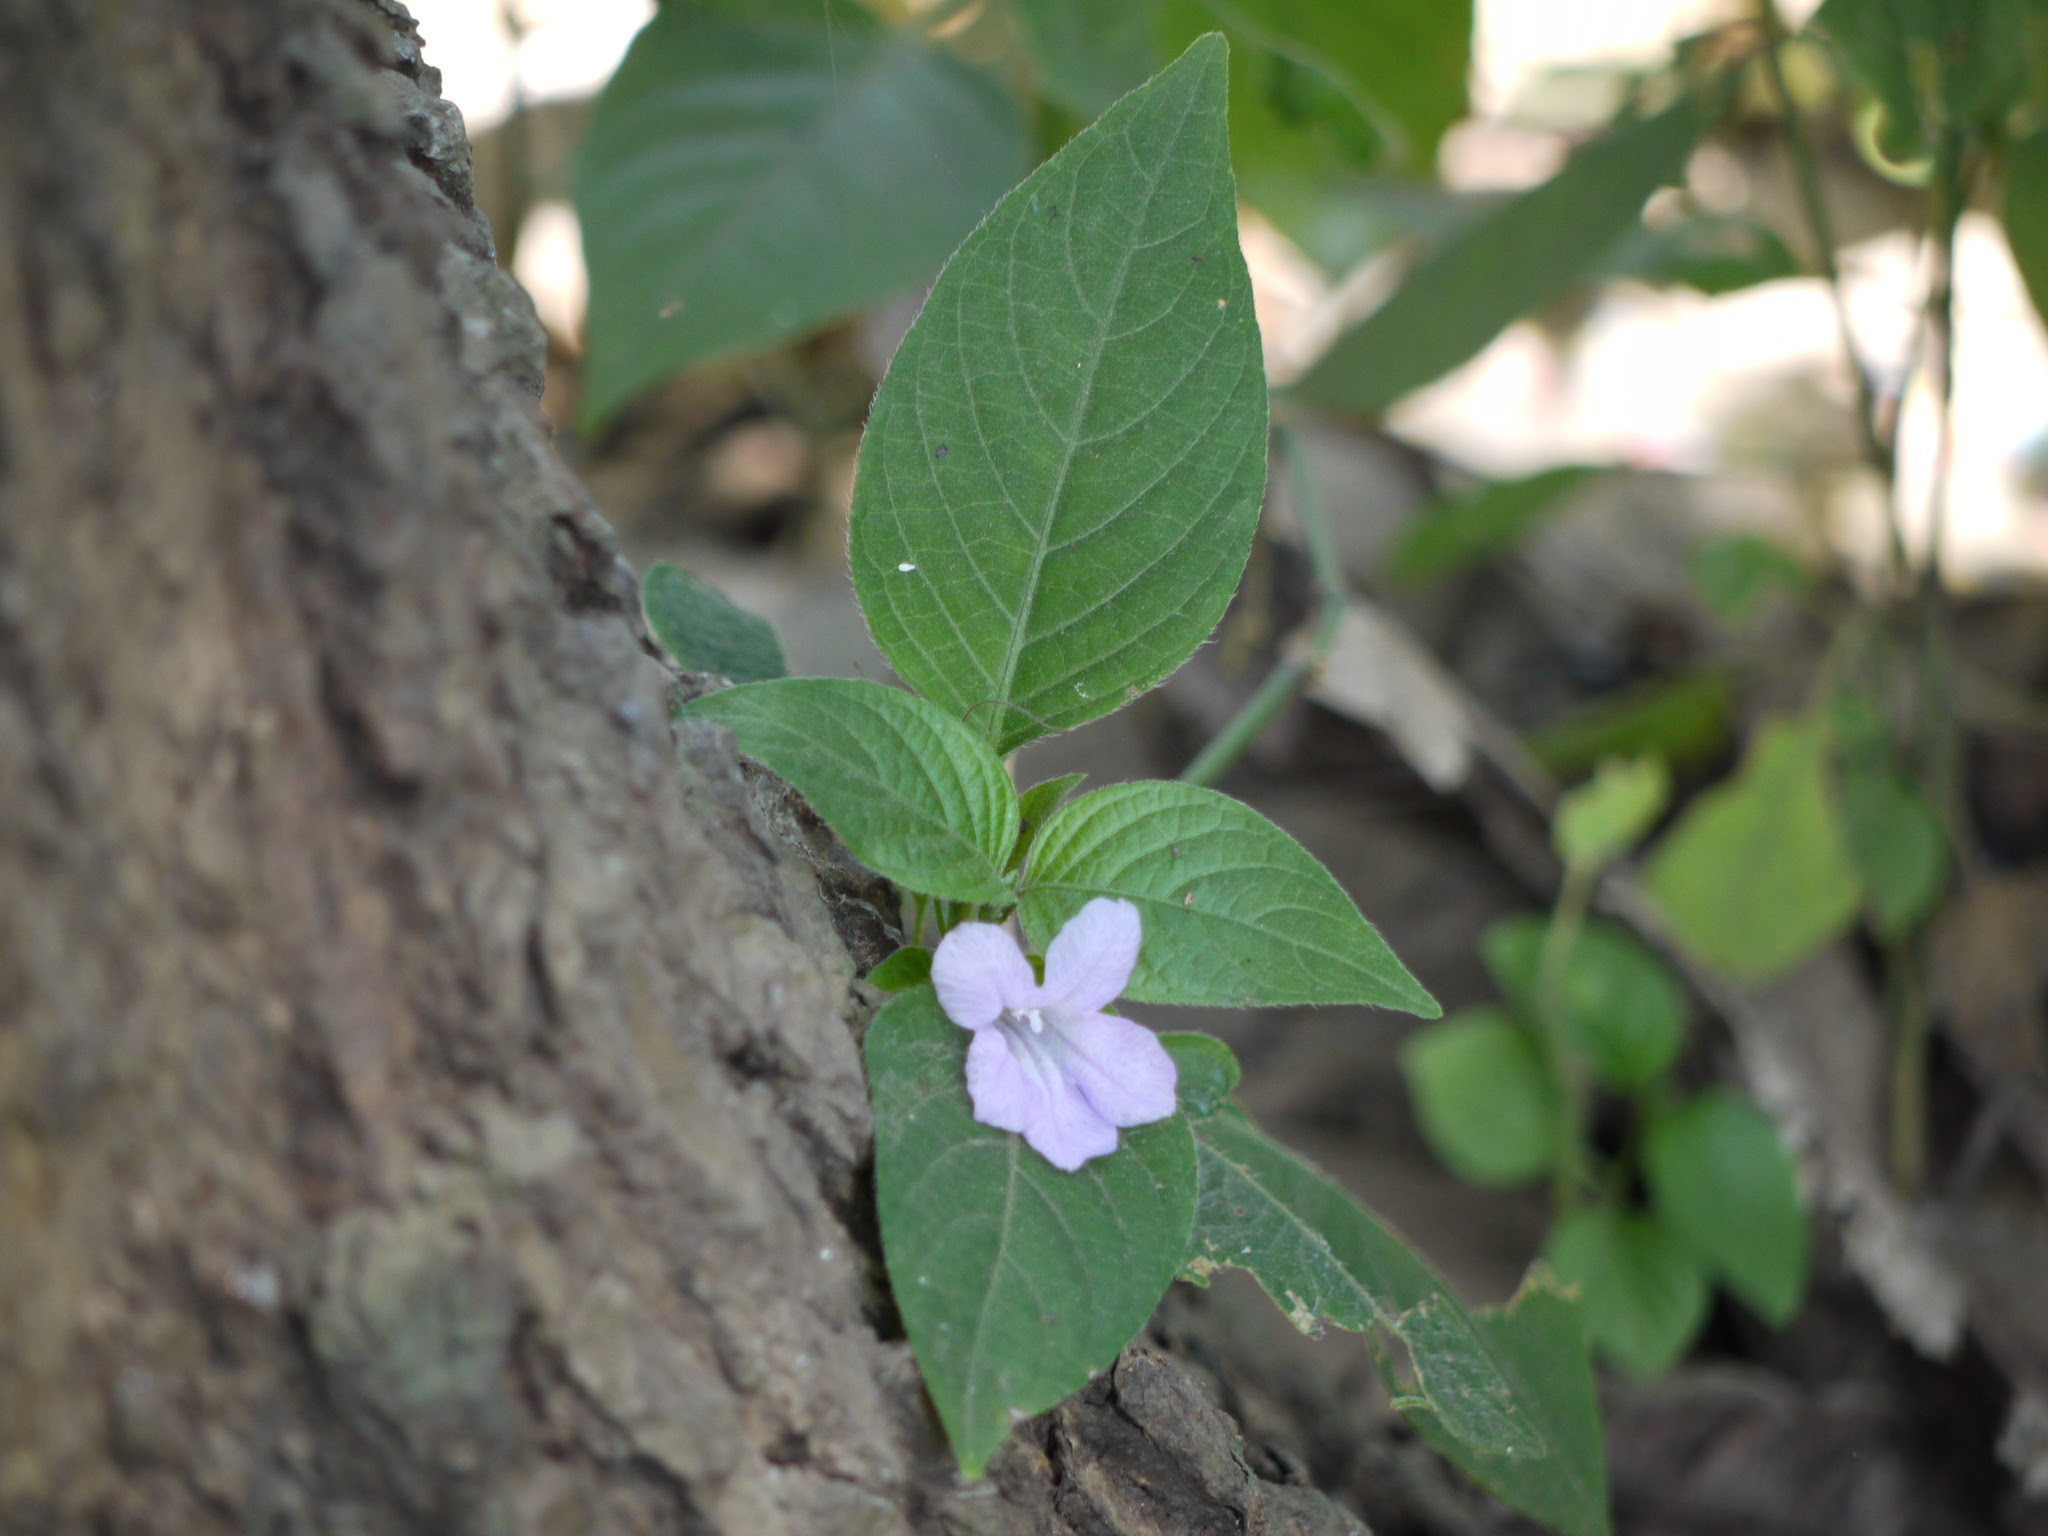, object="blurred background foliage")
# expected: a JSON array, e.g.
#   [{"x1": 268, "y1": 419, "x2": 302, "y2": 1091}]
[{"x1": 412, "y1": 0, "x2": 2048, "y2": 1529}]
